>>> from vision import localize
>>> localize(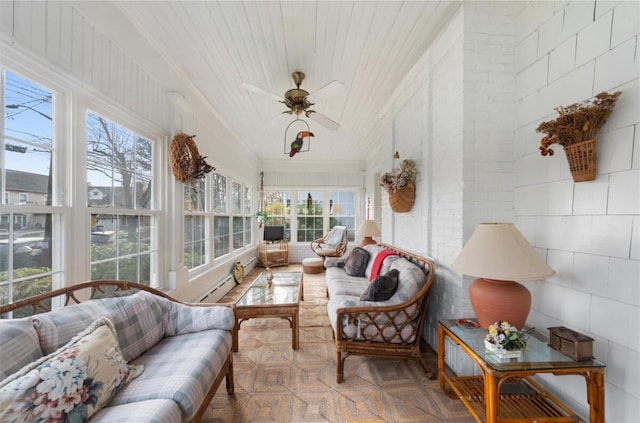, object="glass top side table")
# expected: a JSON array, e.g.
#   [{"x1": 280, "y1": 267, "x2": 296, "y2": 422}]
[{"x1": 437, "y1": 319, "x2": 605, "y2": 423}]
